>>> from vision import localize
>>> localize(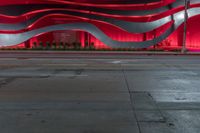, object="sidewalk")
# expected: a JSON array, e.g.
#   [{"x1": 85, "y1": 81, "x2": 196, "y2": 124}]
[{"x1": 0, "y1": 50, "x2": 200, "y2": 56}]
